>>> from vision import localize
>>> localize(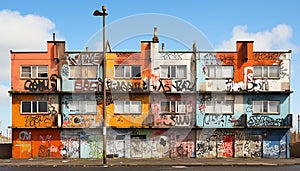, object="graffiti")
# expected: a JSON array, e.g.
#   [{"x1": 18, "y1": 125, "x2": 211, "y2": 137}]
[
  {"x1": 151, "y1": 79, "x2": 195, "y2": 92},
  {"x1": 61, "y1": 135, "x2": 80, "y2": 158},
  {"x1": 253, "y1": 53, "x2": 281, "y2": 61},
  {"x1": 106, "y1": 79, "x2": 148, "y2": 92},
  {"x1": 220, "y1": 136, "x2": 234, "y2": 157},
  {"x1": 280, "y1": 62, "x2": 289, "y2": 78},
  {"x1": 96, "y1": 94, "x2": 113, "y2": 106},
  {"x1": 203, "y1": 114, "x2": 228, "y2": 127},
  {"x1": 225, "y1": 79, "x2": 244, "y2": 92},
  {"x1": 225, "y1": 74, "x2": 269, "y2": 92},
  {"x1": 74, "y1": 79, "x2": 102, "y2": 92},
  {"x1": 247, "y1": 115, "x2": 285, "y2": 127},
  {"x1": 161, "y1": 53, "x2": 183, "y2": 60},
  {"x1": 196, "y1": 136, "x2": 217, "y2": 158},
  {"x1": 155, "y1": 114, "x2": 191, "y2": 127},
  {"x1": 67, "y1": 53, "x2": 102, "y2": 65},
  {"x1": 19, "y1": 131, "x2": 31, "y2": 141},
  {"x1": 48, "y1": 105, "x2": 57, "y2": 115},
  {"x1": 24, "y1": 74, "x2": 59, "y2": 92},
  {"x1": 263, "y1": 141, "x2": 280, "y2": 158},
  {"x1": 61, "y1": 64, "x2": 69, "y2": 77},
  {"x1": 24, "y1": 115, "x2": 52, "y2": 127},
  {"x1": 201, "y1": 53, "x2": 221, "y2": 65},
  {"x1": 39, "y1": 135, "x2": 52, "y2": 143},
  {"x1": 38, "y1": 145, "x2": 49, "y2": 157}
]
